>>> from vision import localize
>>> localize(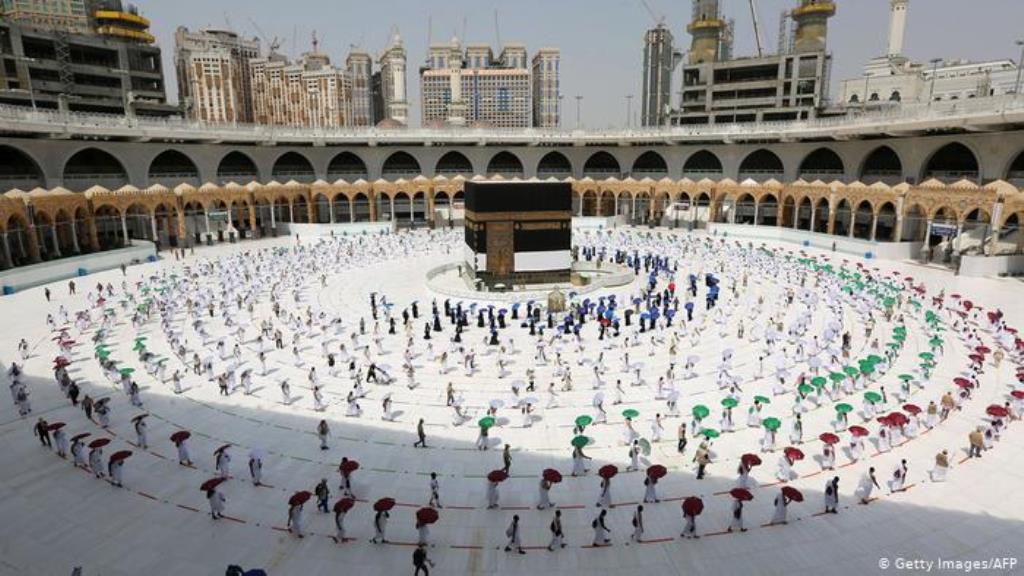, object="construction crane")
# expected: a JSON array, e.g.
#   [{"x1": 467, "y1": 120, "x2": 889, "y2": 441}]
[
  {"x1": 748, "y1": 0, "x2": 765, "y2": 57},
  {"x1": 247, "y1": 17, "x2": 279, "y2": 54},
  {"x1": 640, "y1": 0, "x2": 666, "y2": 27}
]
